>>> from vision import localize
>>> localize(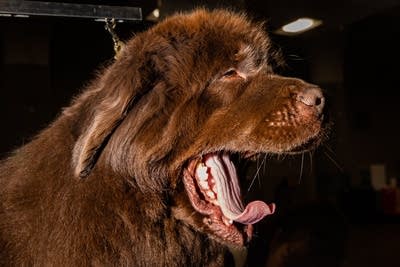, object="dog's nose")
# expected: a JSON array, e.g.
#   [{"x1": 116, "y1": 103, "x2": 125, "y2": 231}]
[{"x1": 296, "y1": 87, "x2": 325, "y2": 114}]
